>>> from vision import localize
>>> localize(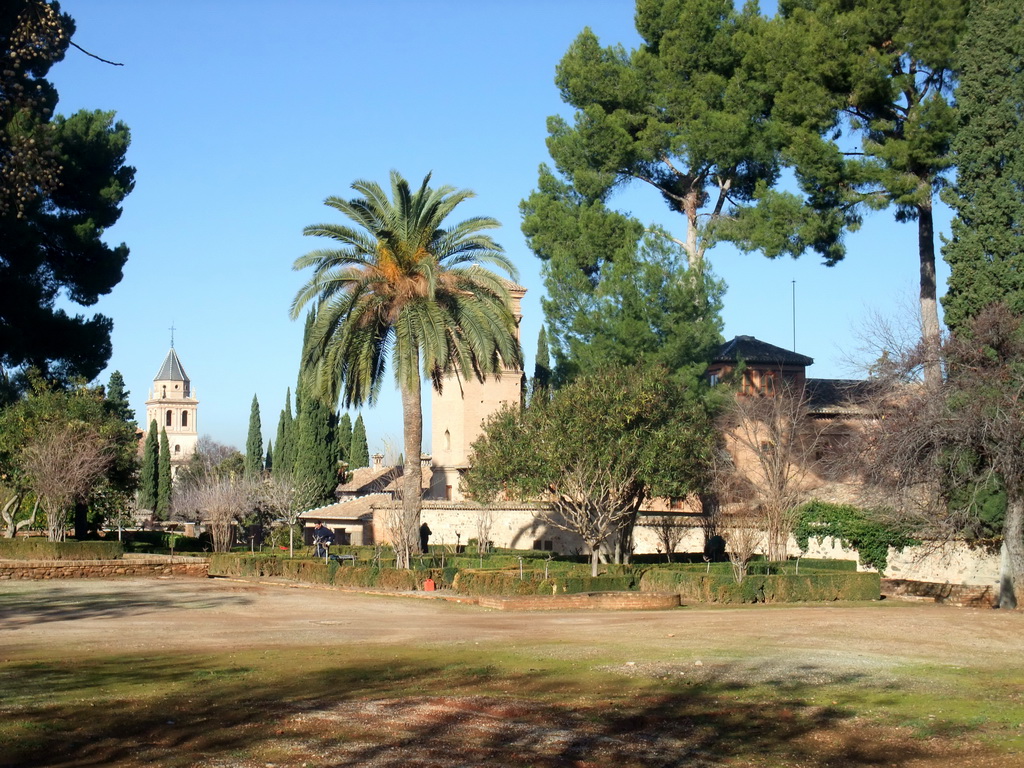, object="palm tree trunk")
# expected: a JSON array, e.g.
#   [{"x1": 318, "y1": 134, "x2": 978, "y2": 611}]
[{"x1": 399, "y1": 376, "x2": 423, "y2": 570}]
